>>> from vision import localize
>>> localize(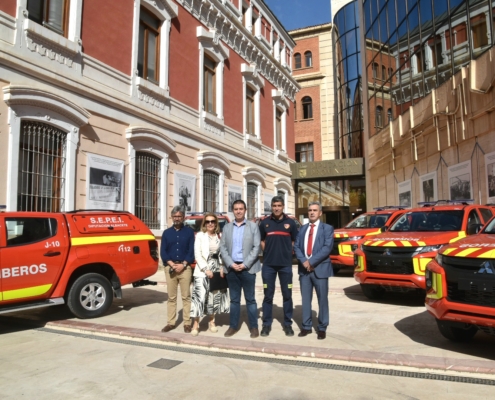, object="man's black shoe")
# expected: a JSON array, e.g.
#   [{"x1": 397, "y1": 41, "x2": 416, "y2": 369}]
[
  {"x1": 260, "y1": 326, "x2": 271, "y2": 337},
  {"x1": 283, "y1": 325, "x2": 294, "y2": 337}
]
